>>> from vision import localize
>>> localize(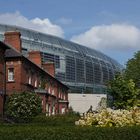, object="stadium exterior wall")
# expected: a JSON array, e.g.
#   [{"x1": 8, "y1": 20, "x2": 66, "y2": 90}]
[{"x1": 0, "y1": 24, "x2": 122, "y2": 94}]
